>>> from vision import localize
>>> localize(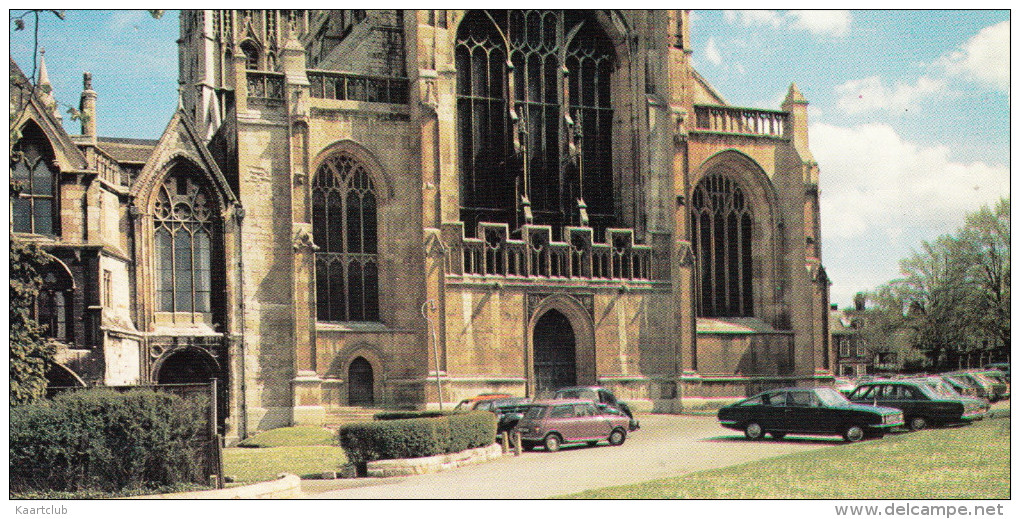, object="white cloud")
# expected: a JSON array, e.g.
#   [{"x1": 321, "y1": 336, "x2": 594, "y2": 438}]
[
  {"x1": 835, "y1": 75, "x2": 945, "y2": 114},
  {"x1": 813, "y1": 122, "x2": 1009, "y2": 241},
  {"x1": 704, "y1": 37, "x2": 723, "y2": 66},
  {"x1": 939, "y1": 20, "x2": 1010, "y2": 91},
  {"x1": 787, "y1": 11, "x2": 851, "y2": 37},
  {"x1": 724, "y1": 10, "x2": 783, "y2": 28},
  {"x1": 724, "y1": 10, "x2": 850, "y2": 37}
]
